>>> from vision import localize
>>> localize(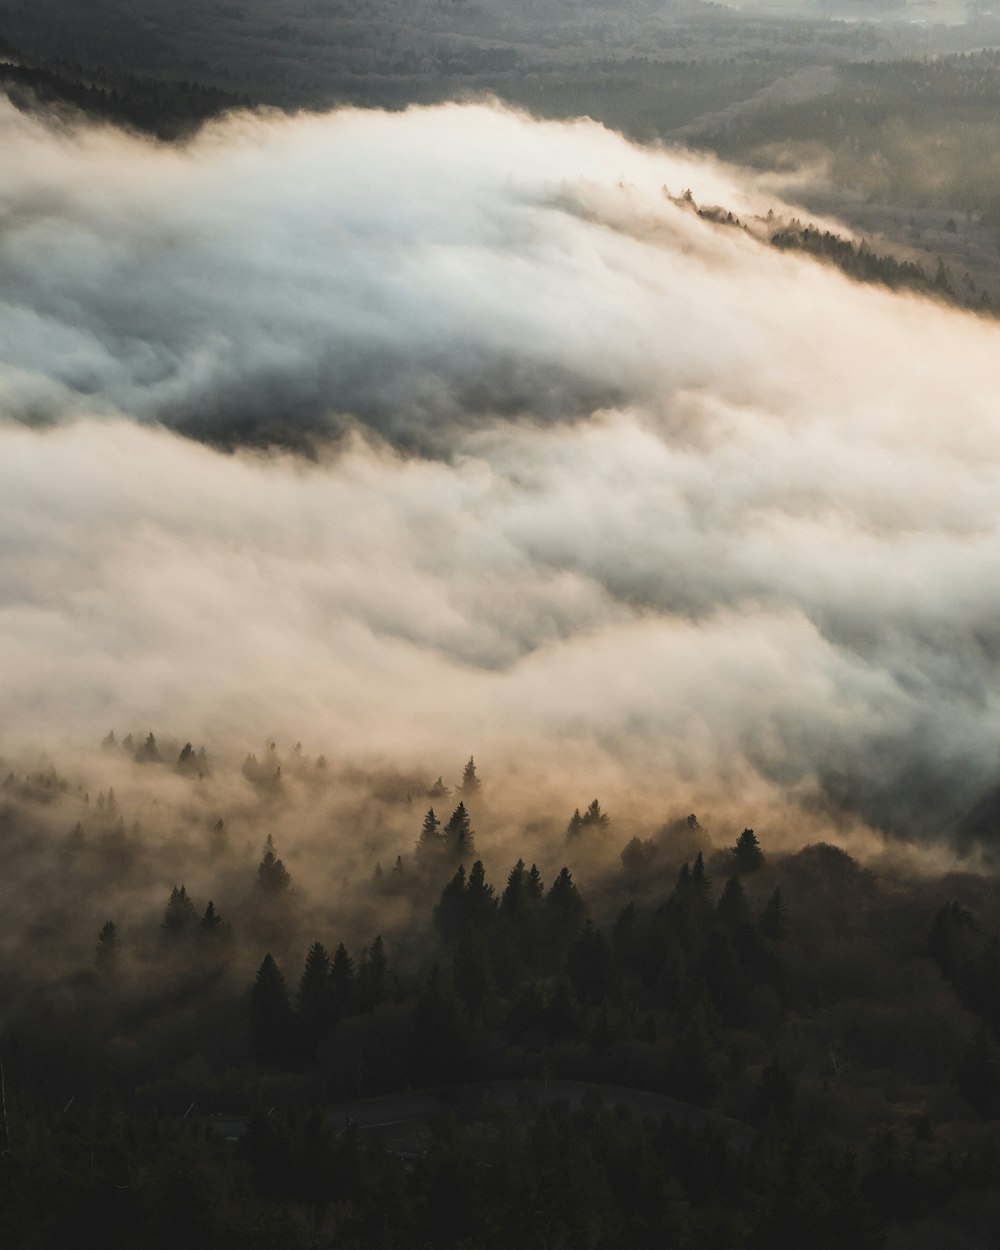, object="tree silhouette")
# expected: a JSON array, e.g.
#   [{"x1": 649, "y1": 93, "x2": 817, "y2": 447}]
[
  {"x1": 733, "y1": 827, "x2": 764, "y2": 872},
  {"x1": 330, "y1": 942, "x2": 355, "y2": 1017},
  {"x1": 135, "y1": 731, "x2": 161, "y2": 764},
  {"x1": 176, "y1": 742, "x2": 198, "y2": 773},
  {"x1": 249, "y1": 953, "x2": 293, "y2": 1065},
  {"x1": 298, "y1": 941, "x2": 333, "y2": 1051},
  {"x1": 567, "y1": 799, "x2": 608, "y2": 840},
  {"x1": 435, "y1": 865, "x2": 468, "y2": 942},
  {"x1": 502, "y1": 859, "x2": 526, "y2": 916},
  {"x1": 460, "y1": 756, "x2": 481, "y2": 796},
  {"x1": 443, "y1": 802, "x2": 475, "y2": 860},
  {"x1": 416, "y1": 808, "x2": 443, "y2": 858},
  {"x1": 198, "y1": 900, "x2": 230, "y2": 946},
  {"x1": 161, "y1": 885, "x2": 197, "y2": 938},
  {"x1": 357, "y1": 935, "x2": 388, "y2": 1011},
  {"x1": 546, "y1": 867, "x2": 585, "y2": 947},
  {"x1": 258, "y1": 834, "x2": 291, "y2": 895}
]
